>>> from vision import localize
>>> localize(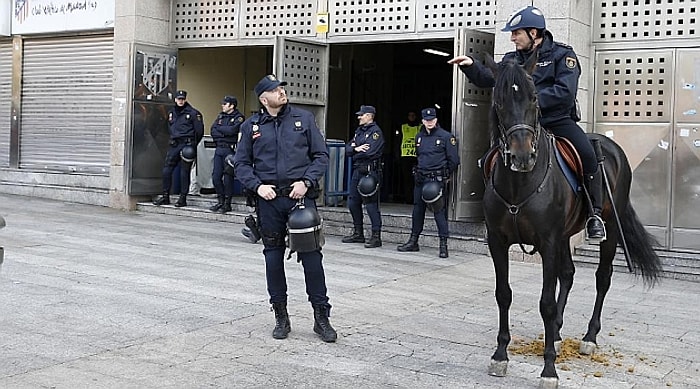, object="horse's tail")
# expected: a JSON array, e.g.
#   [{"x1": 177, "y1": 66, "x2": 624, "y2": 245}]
[{"x1": 619, "y1": 201, "x2": 663, "y2": 286}]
